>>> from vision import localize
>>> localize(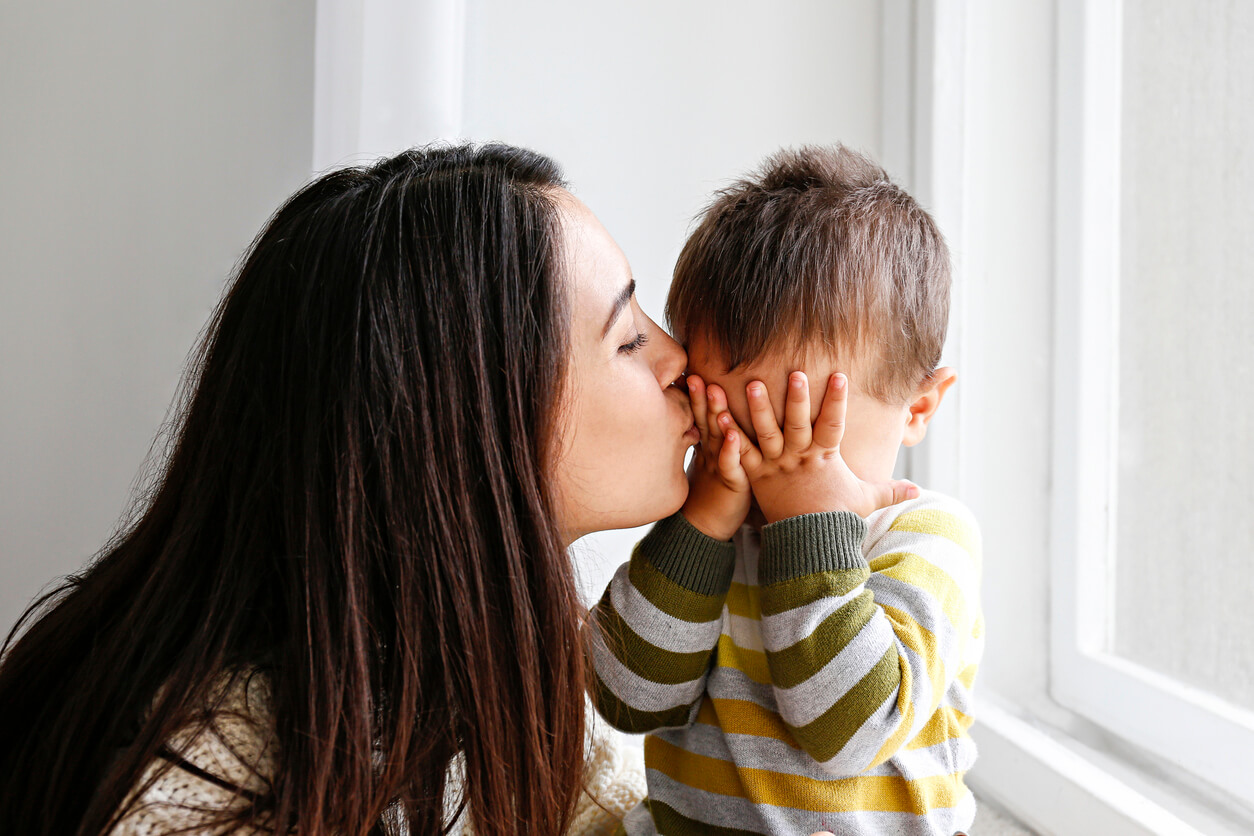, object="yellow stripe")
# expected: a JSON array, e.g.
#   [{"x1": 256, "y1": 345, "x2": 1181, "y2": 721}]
[
  {"x1": 726, "y1": 582, "x2": 761, "y2": 621},
  {"x1": 870, "y1": 551, "x2": 970, "y2": 634},
  {"x1": 889, "y1": 509, "x2": 978, "y2": 557},
  {"x1": 881, "y1": 603, "x2": 943, "y2": 684},
  {"x1": 956, "y1": 663, "x2": 978, "y2": 691},
  {"x1": 696, "y1": 698, "x2": 801, "y2": 748},
  {"x1": 645, "y1": 736, "x2": 967, "y2": 814},
  {"x1": 867, "y1": 600, "x2": 947, "y2": 767},
  {"x1": 907, "y1": 706, "x2": 973, "y2": 750},
  {"x1": 696, "y1": 697, "x2": 975, "y2": 787},
  {"x1": 717, "y1": 634, "x2": 771, "y2": 684}
]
